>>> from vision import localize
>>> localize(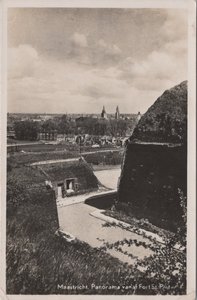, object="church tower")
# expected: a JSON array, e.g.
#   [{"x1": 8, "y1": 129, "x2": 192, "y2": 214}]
[
  {"x1": 115, "y1": 106, "x2": 120, "y2": 119},
  {"x1": 101, "y1": 106, "x2": 107, "y2": 119}
]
